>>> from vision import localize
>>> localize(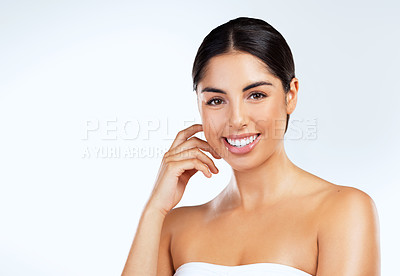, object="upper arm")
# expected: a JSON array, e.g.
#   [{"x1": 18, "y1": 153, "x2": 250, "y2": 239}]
[
  {"x1": 316, "y1": 187, "x2": 380, "y2": 276},
  {"x1": 157, "y1": 208, "x2": 177, "y2": 276}
]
